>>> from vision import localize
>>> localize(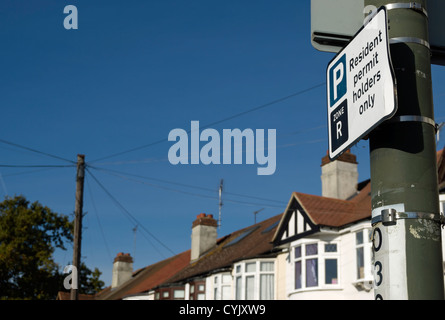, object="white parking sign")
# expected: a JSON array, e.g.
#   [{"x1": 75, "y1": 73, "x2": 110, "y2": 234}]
[{"x1": 327, "y1": 7, "x2": 397, "y2": 160}]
